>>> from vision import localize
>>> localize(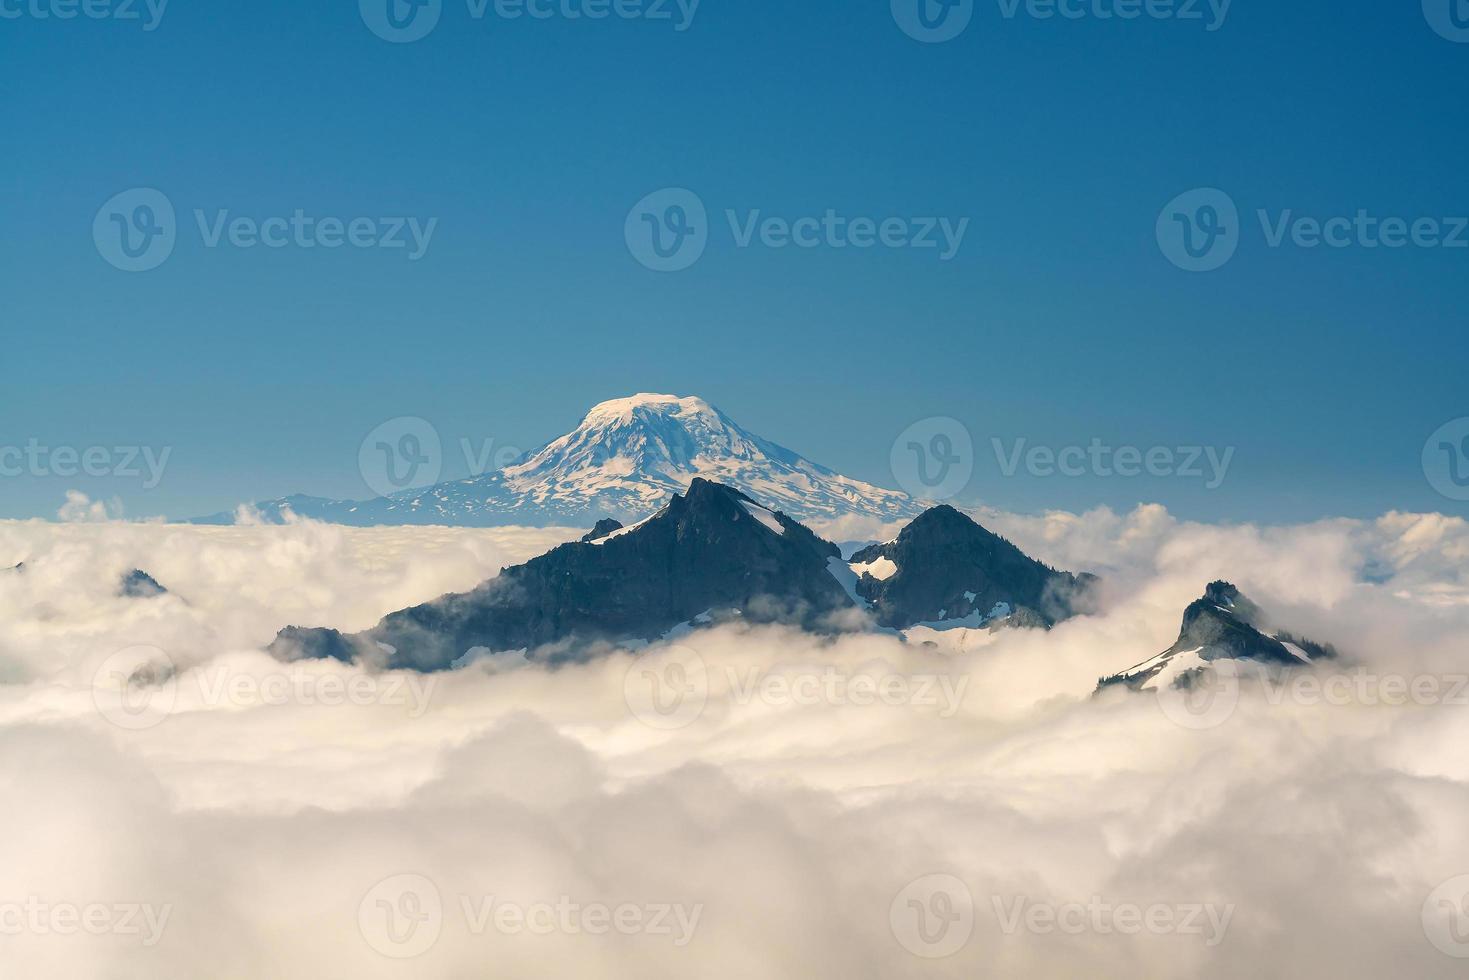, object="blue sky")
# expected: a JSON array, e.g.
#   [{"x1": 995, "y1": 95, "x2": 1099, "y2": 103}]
[{"x1": 2, "y1": 0, "x2": 1467, "y2": 523}]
